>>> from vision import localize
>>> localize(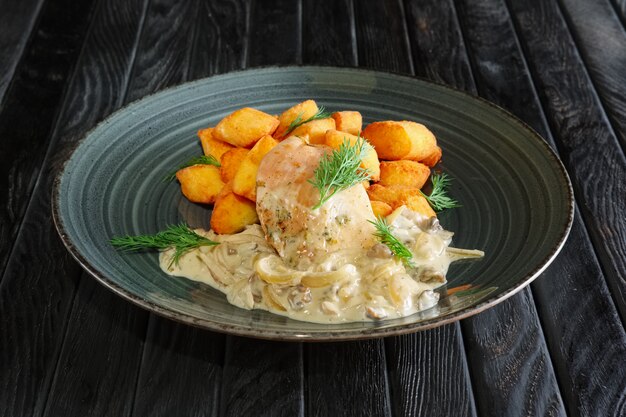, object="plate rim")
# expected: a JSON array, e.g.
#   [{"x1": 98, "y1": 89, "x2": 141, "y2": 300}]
[{"x1": 51, "y1": 65, "x2": 575, "y2": 341}]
